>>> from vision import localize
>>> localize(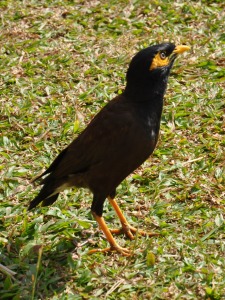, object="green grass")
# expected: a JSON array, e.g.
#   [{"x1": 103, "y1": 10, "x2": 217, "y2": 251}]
[{"x1": 0, "y1": 0, "x2": 225, "y2": 299}]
